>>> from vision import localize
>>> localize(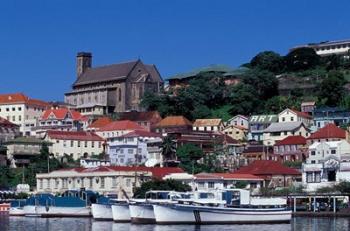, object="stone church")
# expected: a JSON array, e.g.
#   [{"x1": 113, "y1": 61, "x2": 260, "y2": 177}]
[{"x1": 64, "y1": 52, "x2": 163, "y2": 116}]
